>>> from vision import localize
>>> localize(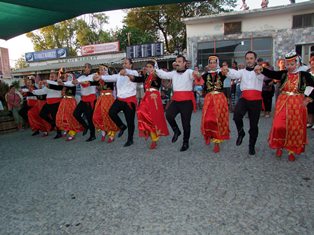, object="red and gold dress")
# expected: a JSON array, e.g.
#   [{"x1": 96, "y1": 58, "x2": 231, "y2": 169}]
[
  {"x1": 269, "y1": 74, "x2": 307, "y2": 154},
  {"x1": 201, "y1": 71, "x2": 230, "y2": 145},
  {"x1": 92, "y1": 80, "x2": 119, "y2": 138},
  {"x1": 134, "y1": 72, "x2": 169, "y2": 142},
  {"x1": 56, "y1": 85, "x2": 83, "y2": 134},
  {"x1": 28, "y1": 94, "x2": 51, "y2": 132},
  {"x1": 261, "y1": 68, "x2": 314, "y2": 155}
]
